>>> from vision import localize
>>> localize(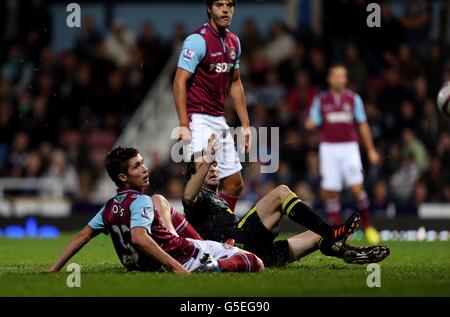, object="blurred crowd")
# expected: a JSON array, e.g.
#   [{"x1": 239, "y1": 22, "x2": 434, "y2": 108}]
[
  {"x1": 1, "y1": 0, "x2": 450, "y2": 214},
  {"x1": 0, "y1": 0, "x2": 177, "y2": 200},
  {"x1": 150, "y1": 0, "x2": 450, "y2": 214}
]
